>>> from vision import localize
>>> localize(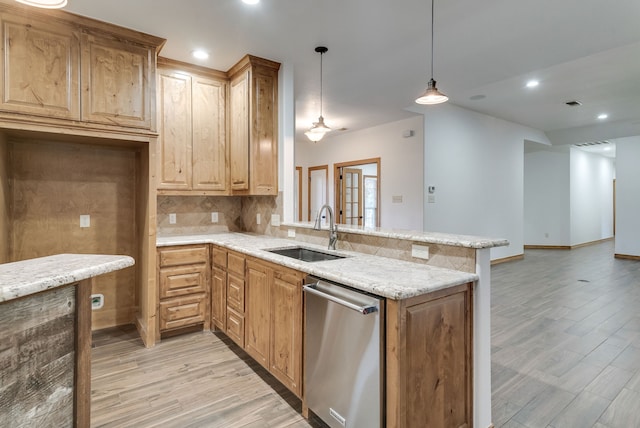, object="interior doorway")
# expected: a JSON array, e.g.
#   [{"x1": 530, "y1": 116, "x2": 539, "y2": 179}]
[
  {"x1": 308, "y1": 165, "x2": 328, "y2": 223},
  {"x1": 334, "y1": 158, "x2": 380, "y2": 227}
]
